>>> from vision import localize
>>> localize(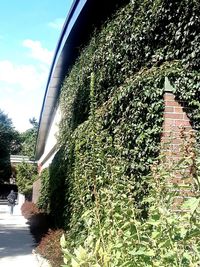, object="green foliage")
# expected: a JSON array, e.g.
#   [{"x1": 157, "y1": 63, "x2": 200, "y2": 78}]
[
  {"x1": 60, "y1": 65, "x2": 166, "y2": 230},
  {"x1": 0, "y1": 114, "x2": 38, "y2": 185},
  {"x1": 20, "y1": 117, "x2": 38, "y2": 159},
  {"x1": 0, "y1": 110, "x2": 14, "y2": 151},
  {"x1": 16, "y1": 162, "x2": 37, "y2": 198},
  {"x1": 37, "y1": 168, "x2": 50, "y2": 212},
  {"x1": 10, "y1": 130, "x2": 23, "y2": 155},
  {"x1": 38, "y1": 0, "x2": 200, "y2": 265},
  {"x1": 61, "y1": 149, "x2": 200, "y2": 266},
  {"x1": 48, "y1": 149, "x2": 70, "y2": 228},
  {"x1": 59, "y1": 0, "x2": 200, "y2": 138},
  {"x1": 167, "y1": 69, "x2": 200, "y2": 143},
  {"x1": 0, "y1": 109, "x2": 20, "y2": 182},
  {"x1": 37, "y1": 150, "x2": 72, "y2": 228}
]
